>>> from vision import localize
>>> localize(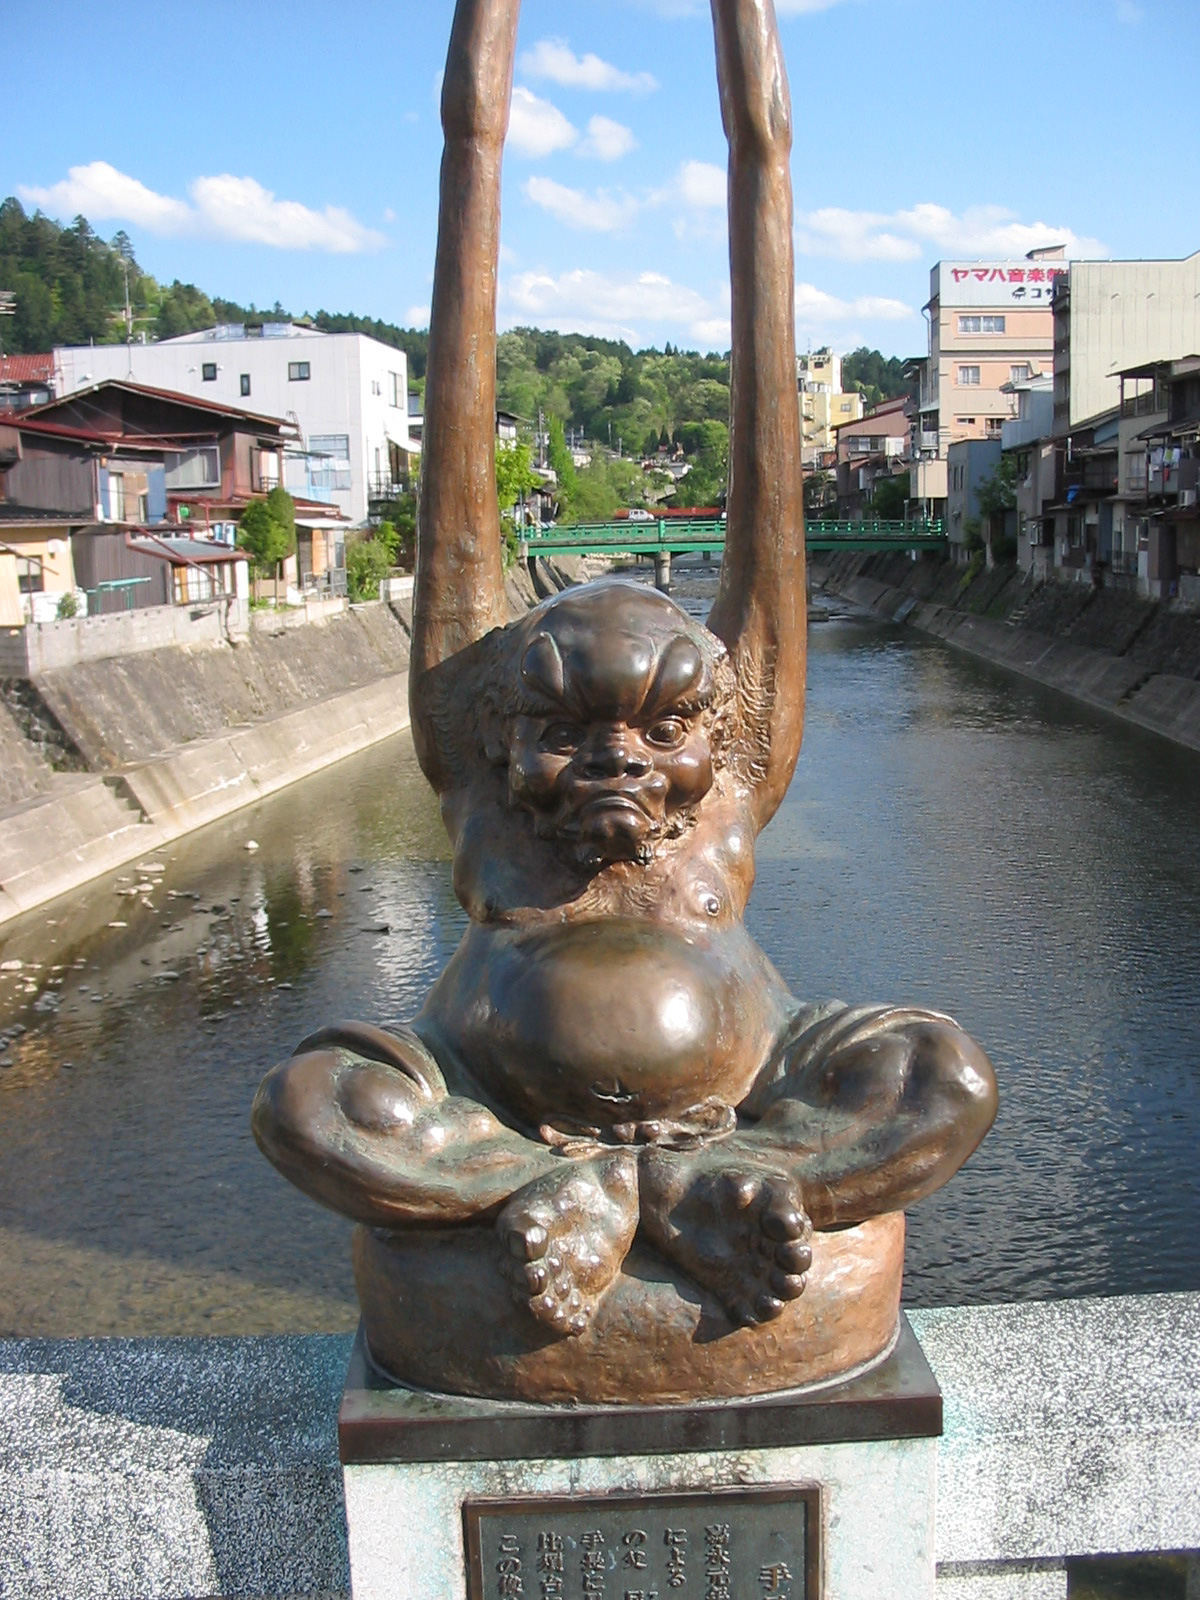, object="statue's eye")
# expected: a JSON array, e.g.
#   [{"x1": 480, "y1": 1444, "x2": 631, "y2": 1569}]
[
  {"x1": 645, "y1": 718, "x2": 686, "y2": 749},
  {"x1": 541, "y1": 722, "x2": 583, "y2": 753}
]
